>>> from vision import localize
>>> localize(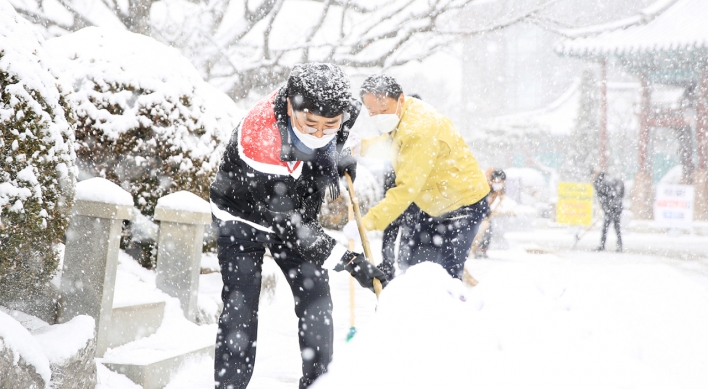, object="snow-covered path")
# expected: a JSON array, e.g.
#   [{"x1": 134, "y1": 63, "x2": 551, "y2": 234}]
[{"x1": 101, "y1": 228, "x2": 708, "y2": 389}]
